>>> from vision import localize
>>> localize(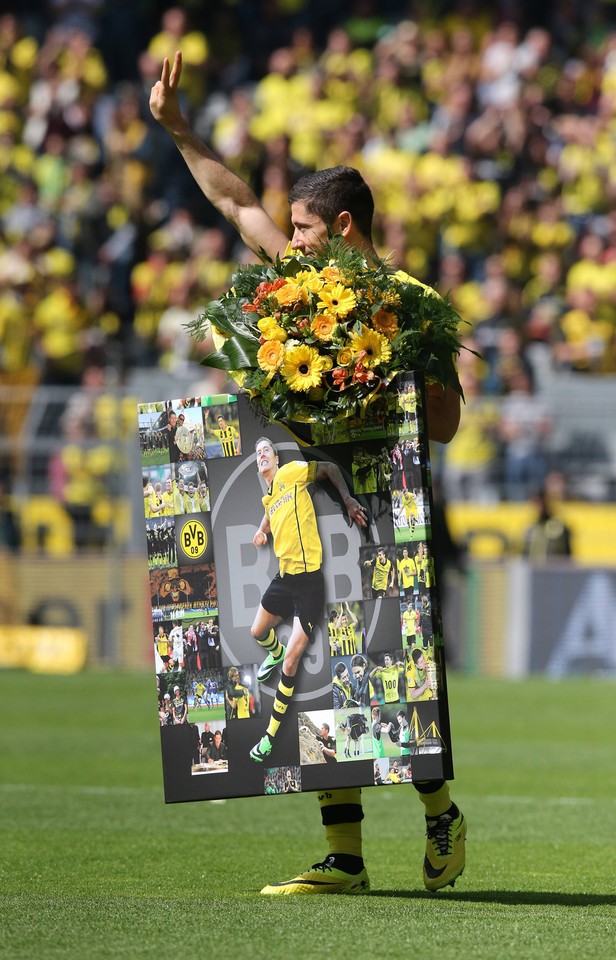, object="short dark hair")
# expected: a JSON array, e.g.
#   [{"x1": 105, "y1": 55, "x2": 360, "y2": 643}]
[
  {"x1": 288, "y1": 166, "x2": 374, "y2": 241},
  {"x1": 255, "y1": 436, "x2": 277, "y2": 455}
]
